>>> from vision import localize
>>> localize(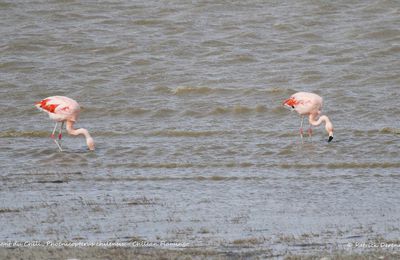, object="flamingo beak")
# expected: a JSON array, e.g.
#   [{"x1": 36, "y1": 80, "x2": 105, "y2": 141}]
[{"x1": 328, "y1": 136, "x2": 333, "y2": 142}]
